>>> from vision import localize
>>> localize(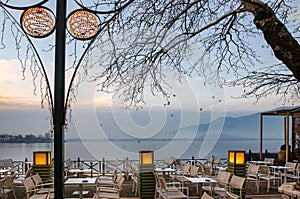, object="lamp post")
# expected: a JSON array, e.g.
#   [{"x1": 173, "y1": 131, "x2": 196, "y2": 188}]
[{"x1": 0, "y1": 1, "x2": 131, "y2": 198}]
